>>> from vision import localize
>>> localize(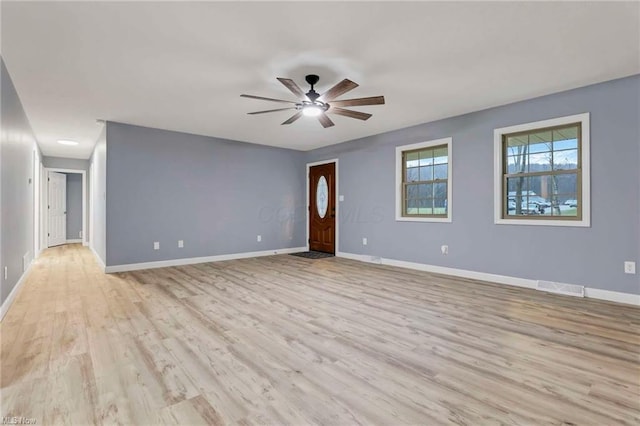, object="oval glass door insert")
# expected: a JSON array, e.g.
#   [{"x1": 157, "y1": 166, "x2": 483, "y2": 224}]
[{"x1": 316, "y1": 176, "x2": 329, "y2": 218}]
